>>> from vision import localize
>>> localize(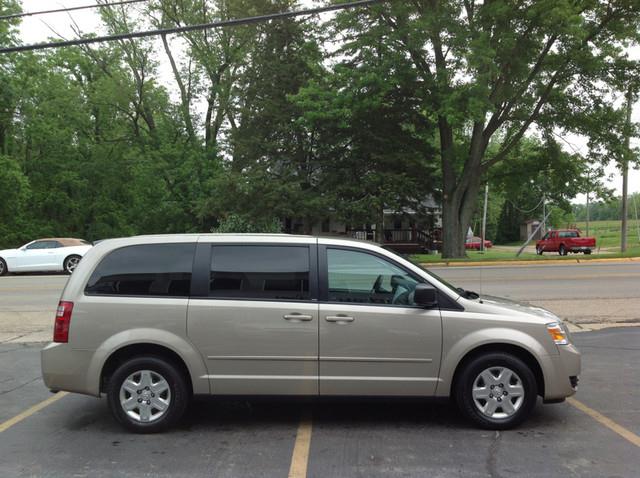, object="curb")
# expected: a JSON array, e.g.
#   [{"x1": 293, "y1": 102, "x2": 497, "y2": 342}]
[{"x1": 421, "y1": 256, "x2": 640, "y2": 267}]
